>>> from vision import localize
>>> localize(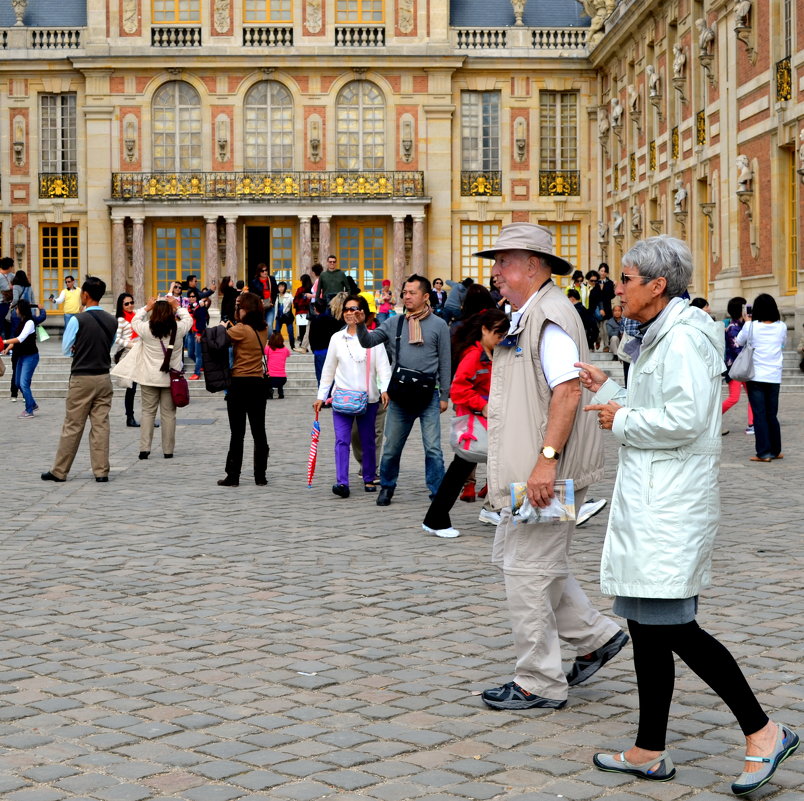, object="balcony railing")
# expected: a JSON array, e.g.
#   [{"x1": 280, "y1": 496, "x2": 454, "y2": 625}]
[
  {"x1": 456, "y1": 28, "x2": 507, "y2": 49},
  {"x1": 451, "y1": 27, "x2": 586, "y2": 53},
  {"x1": 776, "y1": 56, "x2": 792, "y2": 102},
  {"x1": 532, "y1": 28, "x2": 586, "y2": 50},
  {"x1": 151, "y1": 26, "x2": 202, "y2": 47},
  {"x1": 334, "y1": 26, "x2": 385, "y2": 47},
  {"x1": 1, "y1": 28, "x2": 84, "y2": 50},
  {"x1": 460, "y1": 171, "x2": 502, "y2": 196},
  {"x1": 40, "y1": 173, "x2": 79, "y2": 199},
  {"x1": 243, "y1": 26, "x2": 293, "y2": 47},
  {"x1": 538, "y1": 170, "x2": 580, "y2": 197},
  {"x1": 111, "y1": 171, "x2": 425, "y2": 200}
]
